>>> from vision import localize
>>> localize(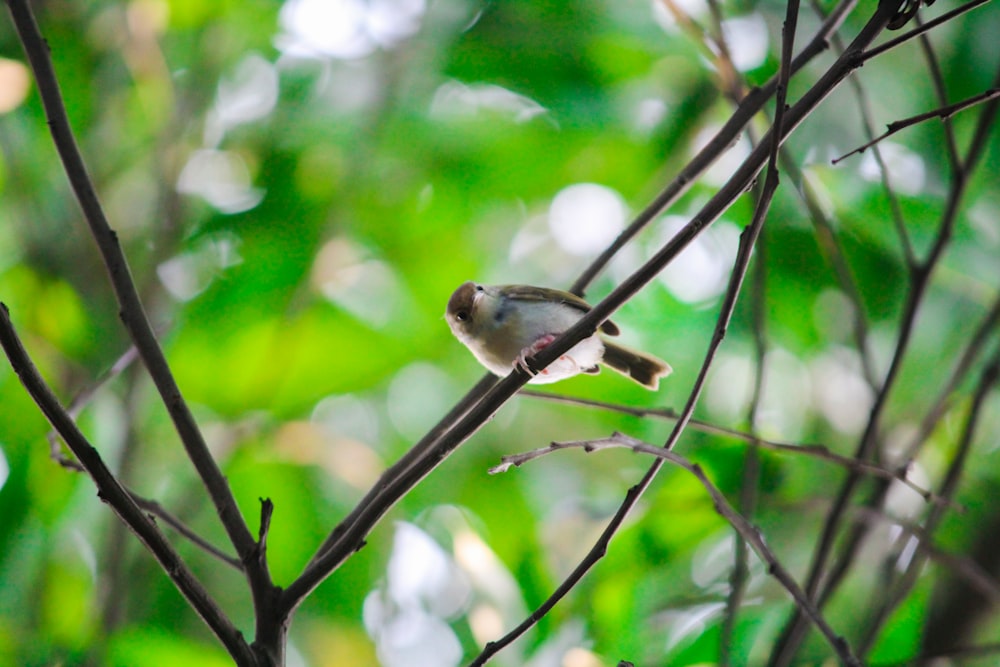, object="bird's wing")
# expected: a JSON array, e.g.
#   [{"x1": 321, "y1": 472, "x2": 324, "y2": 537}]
[{"x1": 500, "y1": 284, "x2": 620, "y2": 335}]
